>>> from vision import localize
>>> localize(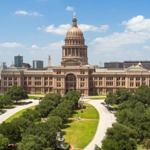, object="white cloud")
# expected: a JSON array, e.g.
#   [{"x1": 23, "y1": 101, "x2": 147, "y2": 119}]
[
  {"x1": 143, "y1": 46, "x2": 150, "y2": 50},
  {"x1": 78, "y1": 24, "x2": 109, "y2": 32},
  {"x1": 15, "y1": 10, "x2": 43, "y2": 17},
  {"x1": 30, "y1": 41, "x2": 64, "y2": 55},
  {"x1": 38, "y1": 24, "x2": 109, "y2": 35},
  {"x1": 0, "y1": 42, "x2": 25, "y2": 48},
  {"x1": 31, "y1": 45, "x2": 39, "y2": 49},
  {"x1": 91, "y1": 15, "x2": 150, "y2": 53},
  {"x1": 15, "y1": 10, "x2": 28, "y2": 15},
  {"x1": 66, "y1": 6, "x2": 74, "y2": 11},
  {"x1": 122, "y1": 15, "x2": 150, "y2": 31}
]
